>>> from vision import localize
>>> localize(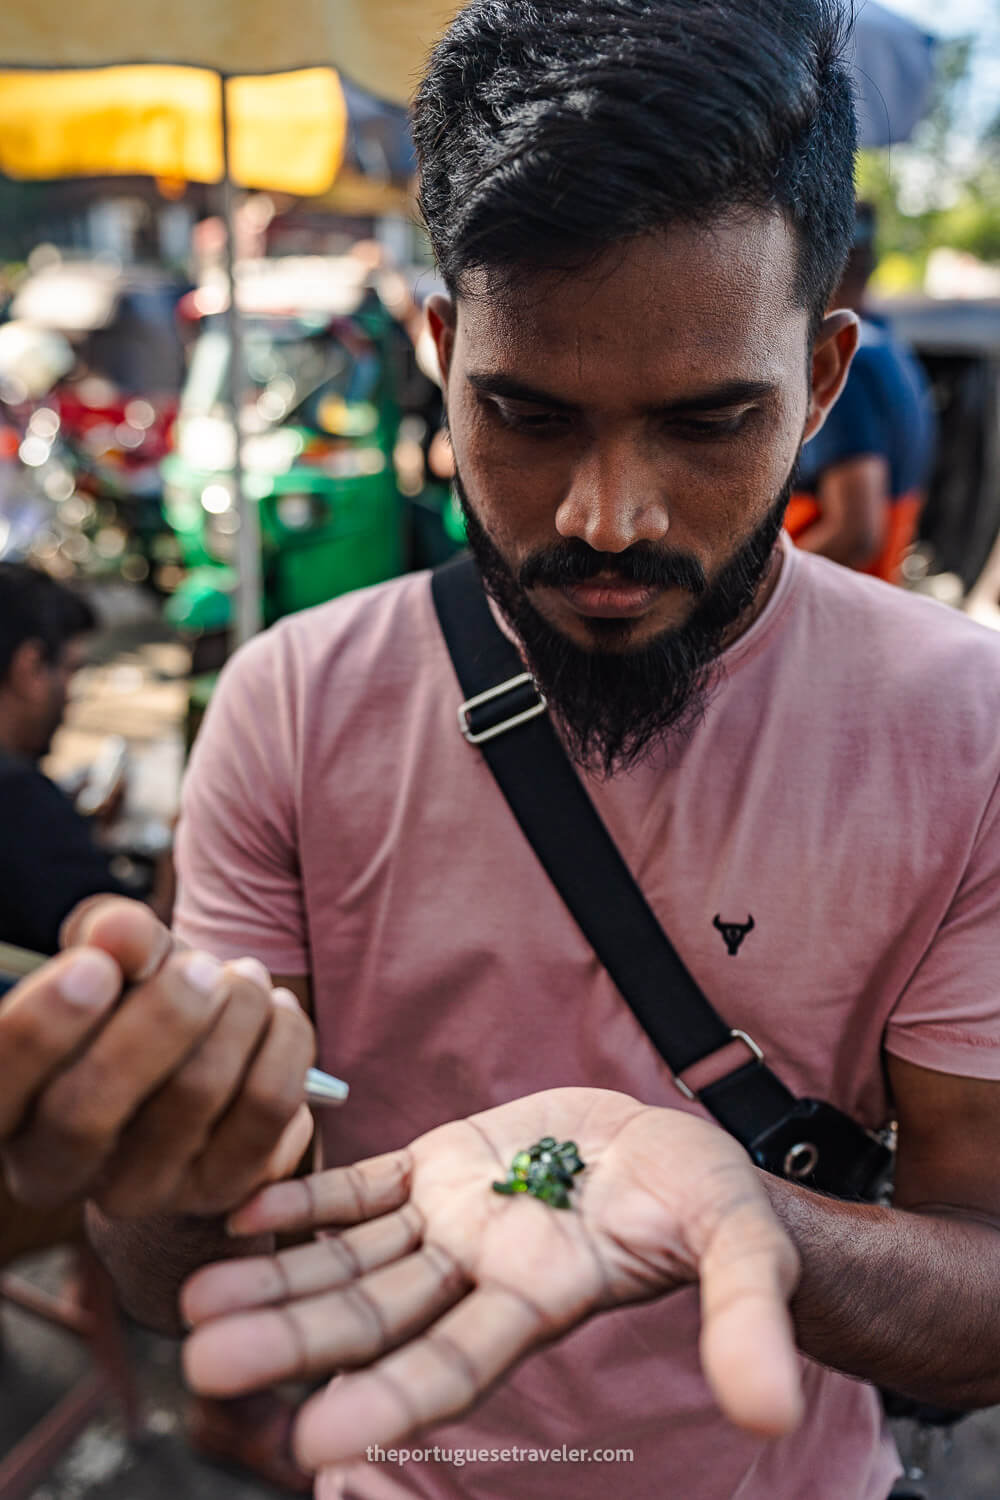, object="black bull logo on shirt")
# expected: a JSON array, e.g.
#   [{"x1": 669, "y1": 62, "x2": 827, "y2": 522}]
[{"x1": 713, "y1": 914, "x2": 755, "y2": 956}]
